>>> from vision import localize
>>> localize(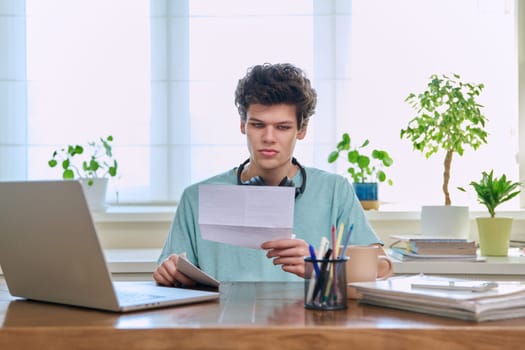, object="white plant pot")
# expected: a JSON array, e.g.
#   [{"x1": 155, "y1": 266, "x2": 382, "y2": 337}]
[
  {"x1": 79, "y1": 178, "x2": 108, "y2": 212},
  {"x1": 420, "y1": 205, "x2": 470, "y2": 238}
]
